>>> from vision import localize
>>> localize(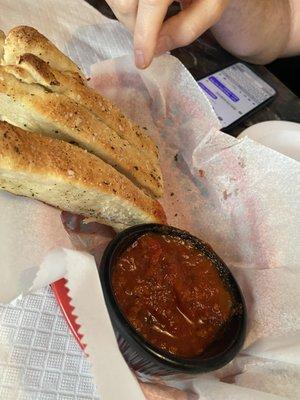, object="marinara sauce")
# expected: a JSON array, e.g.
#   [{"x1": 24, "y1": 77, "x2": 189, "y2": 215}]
[{"x1": 112, "y1": 233, "x2": 233, "y2": 358}]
